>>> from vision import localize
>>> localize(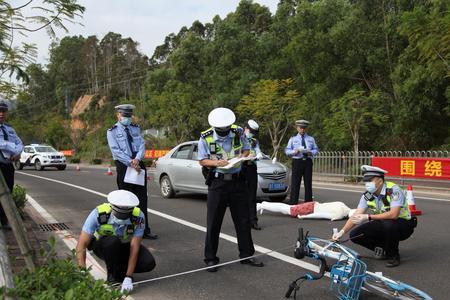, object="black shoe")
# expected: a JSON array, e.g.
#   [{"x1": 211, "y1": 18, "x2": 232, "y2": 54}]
[
  {"x1": 143, "y1": 232, "x2": 158, "y2": 240},
  {"x1": 385, "y1": 254, "x2": 400, "y2": 268},
  {"x1": 373, "y1": 247, "x2": 386, "y2": 260},
  {"x1": 240, "y1": 258, "x2": 264, "y2": 267},
  {"x1": 205, "y1": 261, "x2": 218, "y2": 272},
  {"x1": 251, "y1": 222, "x2": 262, "y2": 230}
]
